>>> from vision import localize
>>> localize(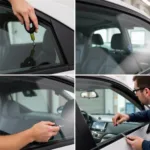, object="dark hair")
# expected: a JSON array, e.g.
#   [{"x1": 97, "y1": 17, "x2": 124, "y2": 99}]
[{"x1": 133, "y1": 76, "x2": 150, "y2": 88}]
